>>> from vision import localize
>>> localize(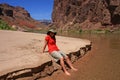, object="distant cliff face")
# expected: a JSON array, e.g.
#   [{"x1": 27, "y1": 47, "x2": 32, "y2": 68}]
[
  {"x1": 0, "y1": 3, "x2": 46, "y2": 30},
  {"x1": 52, "y1": 0, "x2": 120, "y2": 30}
]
